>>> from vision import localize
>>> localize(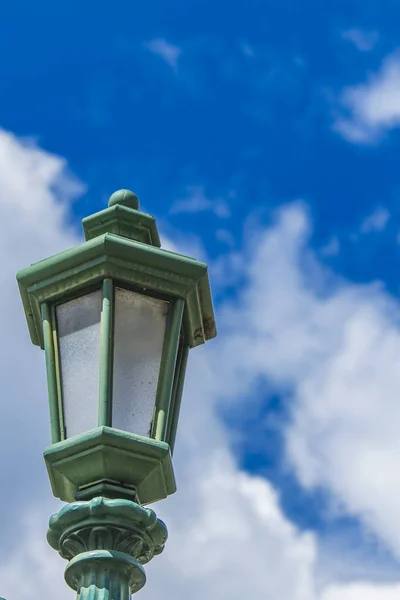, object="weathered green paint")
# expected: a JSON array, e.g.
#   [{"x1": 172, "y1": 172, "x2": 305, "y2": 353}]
[
  {"x1": 168, "y1": 344, "x2": 189, "y2": 455},
  {"x1": 16, "y1": 189, "x2": 218, "y2": 599},
  {"x1": 98, "y1": 278, "x2": 114, "y2": 427},
  {"x1": 51, "y1": 304, "x2": 65, "y2": 440},
  {"x1": 154, "y1": 298, "x2": 184, "y2": 441},
  {"x1": 108, "y1": 189, "x2": 140, "y2": 209},
  {"x1": 66, "y1": 552, "x2": 143, "y2": 600},
  {"x1": 47, "y1": 496, "x2": 167, "y2": 598},
  {"x1": 75, "y1": 481, "x2": 138, "y2": 503},
  {"x1": 17, "y1": 231, "x2": 216, "y2": 351},
  {"x1": 83, "y1": 196, "x2": 161, "y2": 247},
  {"x1": 44, "y1": 426, "x2": 176, "y2": 505},
  {"x1": 17, "y1": 190, "x2": 217, "y2": 511},
  {"x1": 41, "y1": 303, "x2": 61, "y2": 443}
]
